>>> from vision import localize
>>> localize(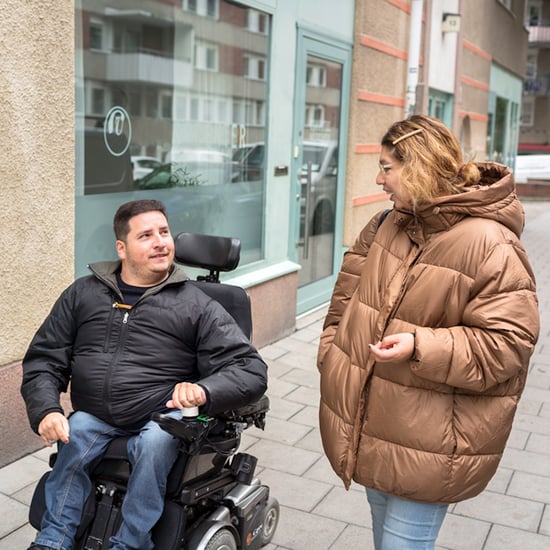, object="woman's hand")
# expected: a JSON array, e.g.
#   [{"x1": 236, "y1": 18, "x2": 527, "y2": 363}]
[{"x1": 369, "y1": 332, "x2": 415, "y2": 362}]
